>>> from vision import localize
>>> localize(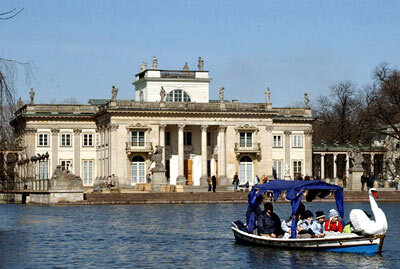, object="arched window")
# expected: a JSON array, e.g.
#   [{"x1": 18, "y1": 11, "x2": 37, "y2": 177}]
[
  {"x1": 131, "y1": 155, "x2": 146, "y2": 185},
  {"x1": 239, "y1": 156, "x2": 253, "y2": 185},
  {"x1": 166, "y1": 89, "x2": 191, "y2": 102}
]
